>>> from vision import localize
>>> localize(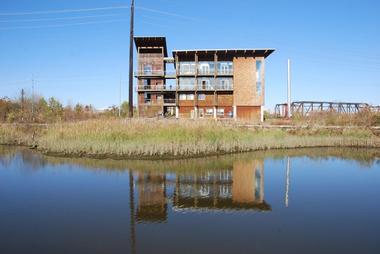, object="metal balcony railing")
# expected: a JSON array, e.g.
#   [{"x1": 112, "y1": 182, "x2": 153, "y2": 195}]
[
  {"x1": 197, "y1": 69, "x2": 215, "y2": 75},
  {"x1": 164, "y1": 98, "x2": 176, "y2": 104},
  {"x1": 217, "y1": 69, "x2": 233, "y2": 75},
  {"x1": 177, "y1": 83, "x2": 234, "y2": 91},
  {"x1": 137, "y1": 85, "x2": 176, "y2": 91},
  {"x1": 216, "y1": 83, "x2": 234, "y2": 90},
  {"x1": 197, "y1": 84, "x2": 215, "y2": 90},
  {"x1": 134, "y1": 70, "x2": 176, "y2": 77}
]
